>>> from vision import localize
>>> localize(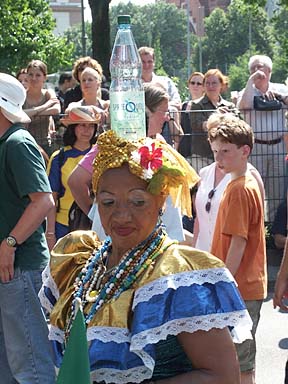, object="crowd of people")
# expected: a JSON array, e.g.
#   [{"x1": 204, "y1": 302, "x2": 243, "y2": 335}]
[{"x1": 0, "y1": 50, "x2": 288, "y2": 384}]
